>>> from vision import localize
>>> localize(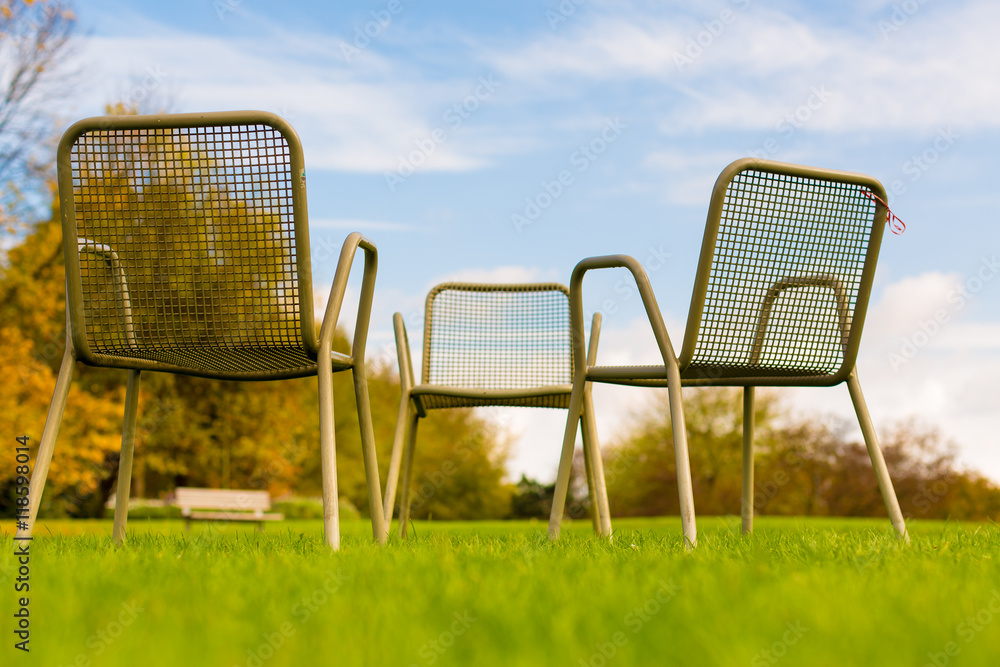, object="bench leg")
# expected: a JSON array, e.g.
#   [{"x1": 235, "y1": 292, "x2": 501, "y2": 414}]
[{"x1": 113, "y1": 370, "x2": 141, "y2": 544}]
